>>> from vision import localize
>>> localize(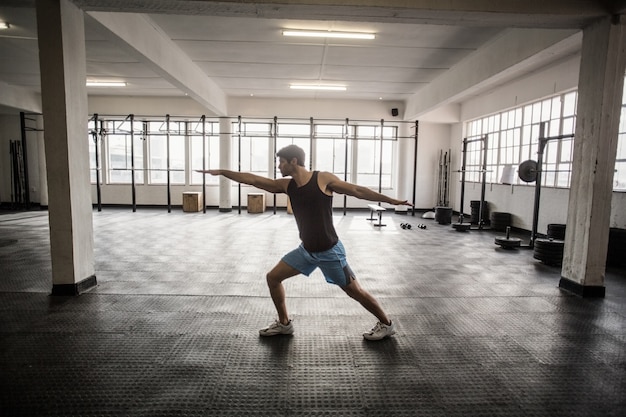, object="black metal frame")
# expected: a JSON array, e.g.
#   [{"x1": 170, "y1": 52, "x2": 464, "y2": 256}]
[
  {"x1": 528, "y1": 122, "x2": 575, "y2": 248},
  {"x1": 458, "y1": 135, "x2": 489, "y2": 229}
]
